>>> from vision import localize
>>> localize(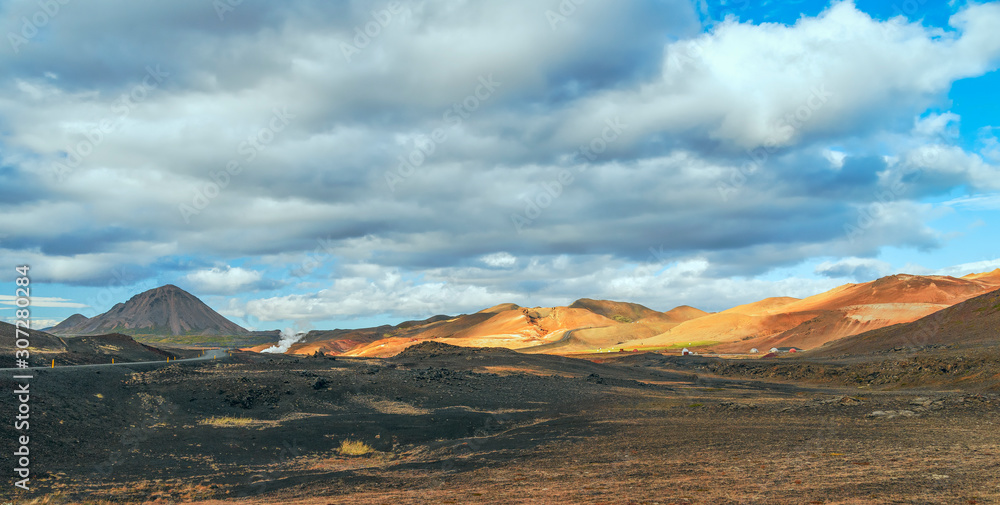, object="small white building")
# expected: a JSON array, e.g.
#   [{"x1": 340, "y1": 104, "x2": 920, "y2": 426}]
[
  {"x1": 770, "y1": 347, "x2": 779, "y2": 353},
  {"x1": 750, "y1": 348, "x2": 758, "y2": 354},
  {"x1": 681, "y1": 348, "x2": 691, "y2": 356}
]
